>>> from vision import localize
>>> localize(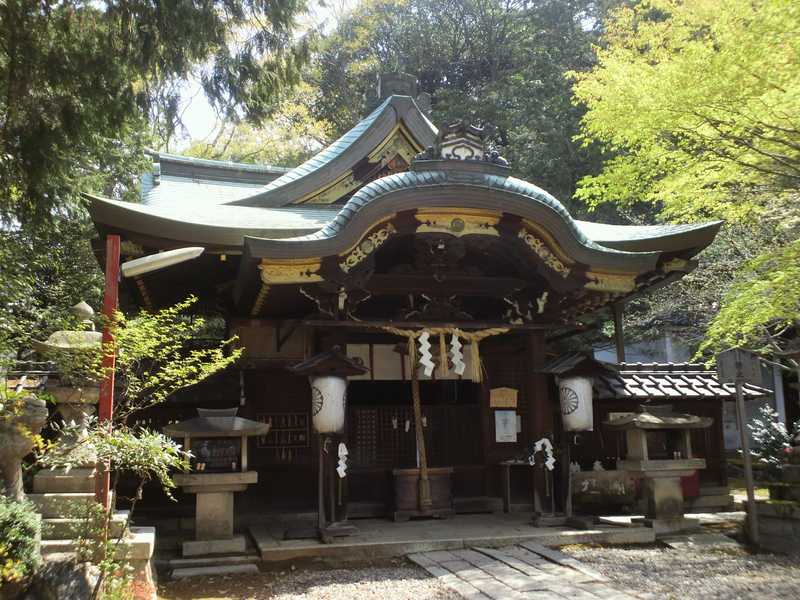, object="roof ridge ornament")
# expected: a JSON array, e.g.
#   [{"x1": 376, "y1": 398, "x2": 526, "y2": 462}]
[{"x1": 413, "y1": 118, "x2": 509, "y2": 171}]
